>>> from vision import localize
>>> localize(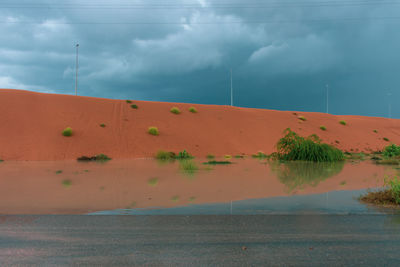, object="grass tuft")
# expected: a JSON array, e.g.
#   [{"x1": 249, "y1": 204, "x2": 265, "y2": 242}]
[
  {"x1": 234, "y1": 155, "x2": 245, "y2": 158},
  {"x1": 189, "y1": 107, "x2": 197, "y2": 113},
  {"x1": 126, "y1": 100, "x2": 132, "y2": 104},
  {"x1": 55, "y1": 170, "x2": 63, "y2": 174},
  {"x1": 339, "y1": 120, "x2": 347, "y2": 126},
  {"x1": 252, "y1": 151, "x2": 268, "y2": 159},
  {"x1": 147, "y1": 177, "x2": 159, "y2": 187},
  {"x1": 62, "y1": 127, "x2": 73, "y2": 137},
  {"x1": 156, "y1": 150, "x2": 176, "y2": 161},
  {"x1": 170, "y1": 107, "x2": 181, "y2": 114},
  {"x1": 148, "y1": 127, "x2": 159, "y2": 136},
  {"x1": 179, "y1": 160, "x2": 198, "y2": 175},
  {"x1": 99, "y1": 124, "x2": 106, "y2": 128},
  {"x1": 206, "y1": 154, "x2": 215, "y2": 159},
  {"x1": 62, "y1": 179, "x2": 72, "y2": 188},
  {"x1": 175, "y1": 150, "x2": 193, "y2": 159},
  {"x1": 131, "y1": 104, "x2": 138, "y2": 109},
  {"x1": 360, "y1": 175, "x2": 400, "y2": 205},
  {"x1": 373, "y1": 129, "x2": 378, "y2": 133},
  {"x1": 276, "y1": 128, "x2": 344, "y2": 162},
  {"x1": 383, "y1": 137, "x2": 390, "y2": 142},
  {"x1": 298, "y1": 116, "x2": 307, "y2": 121},
  {"x1": 320, "y1": 125, "x2": 327, "y2": 131}
]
